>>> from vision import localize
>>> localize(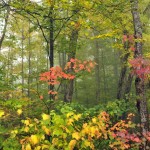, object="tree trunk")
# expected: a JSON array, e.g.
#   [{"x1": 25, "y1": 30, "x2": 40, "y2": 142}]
[
  {"x1": 94, "y1": 37, "x2": 101, "y2": 103},
  {"x1": 130, "y1": 0, "x2": 149, "y2": 149},
  {"x1": 64, "y1": 24, "x2": 79, "y2": 103},
  {"x1": 117, "y1": 30, "x2": 130, "y2": 99},
  {"x1": 0, "y1": 6, "x2": 10, "y2": 50},
  {"x1": 21, "y1": 27, "x2": 24, "y2": 96},
  {"x1": 117, "y1": 53, "x2": 130, "y2": 99},
  {"x1": 123, "y1": 72, "x2": 133, "y2": 100},
  {"x1": 49, "y1": 7, "x2": 54, "y2": 68},
  {"x1": 48, "y1": 3, "x2": 54, "y2": 100},
  {"x1": 113, "y1": 48, "x2": 119, "y2": 87},
  {"x1": 28, "y1": 22, "x2": 31, "y2": 97},
  {"x1": 101, "y1": 48, "x2": 107, "y2": 98}
]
